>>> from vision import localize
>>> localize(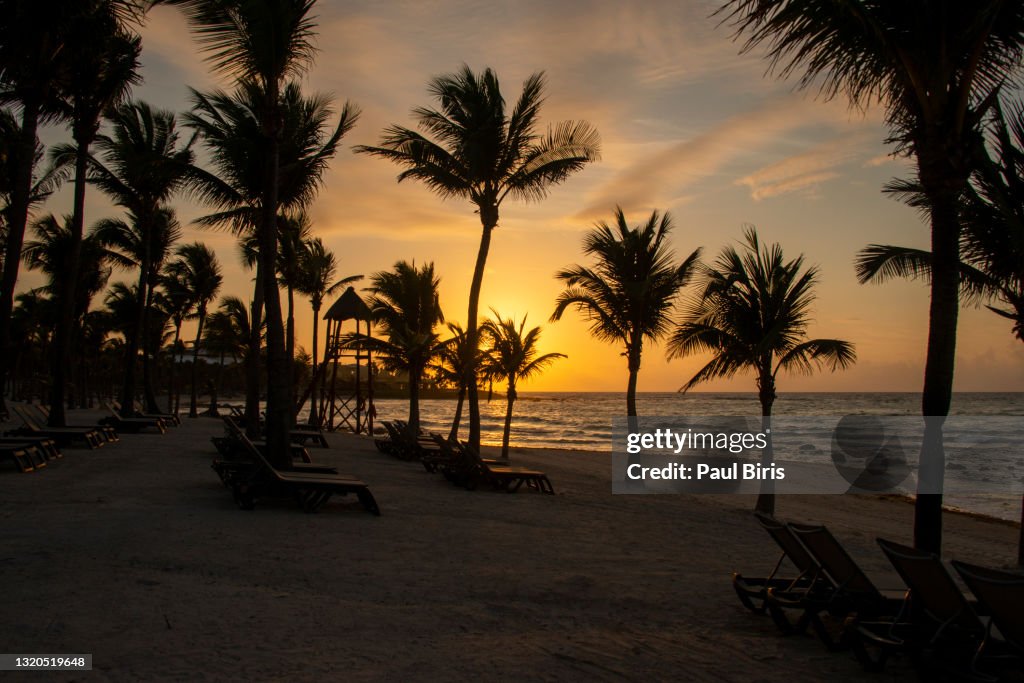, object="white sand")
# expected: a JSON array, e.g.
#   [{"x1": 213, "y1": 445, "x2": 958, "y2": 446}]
[{"x1": 0, "y1": 410, "x2": 1017, "y2": 681}]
